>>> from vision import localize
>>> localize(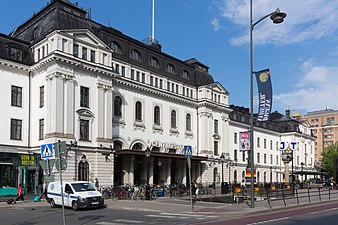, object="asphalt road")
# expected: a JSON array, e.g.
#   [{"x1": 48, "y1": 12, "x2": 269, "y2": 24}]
[
  {"x1": 197, "y1": 201, "x2": 338, "y2": 225},
  {"x1": 0, "y1": 205, "x2": 219, "y2": 225}
]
